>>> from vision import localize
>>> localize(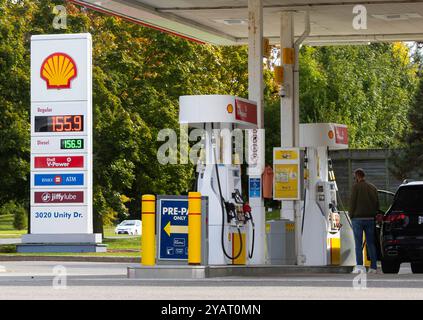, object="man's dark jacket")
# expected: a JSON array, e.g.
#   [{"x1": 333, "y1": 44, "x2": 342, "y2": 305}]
[{"x1": 349, "y1": 180, "x2": 380, "y2": 219}]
